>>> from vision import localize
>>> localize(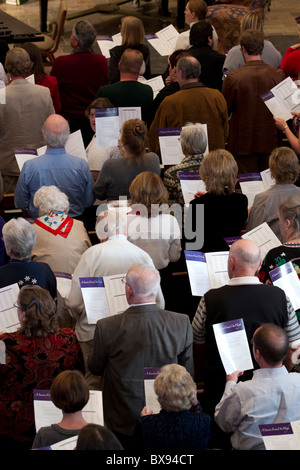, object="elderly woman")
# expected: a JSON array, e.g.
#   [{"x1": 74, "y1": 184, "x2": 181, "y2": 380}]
[
  {"x1": 32, "y1": 370, "x2": 89, "y2": 449},
  {"x1": 93, "y1": 119, "x2": 160, "y2": 202},
  {"x1": 163, "y1": 122, "x2": 207, "y2": 205},
  {"x1": 127, "y1": 171, "x2": 182, "y2": 270},
  {"x1": 0, "y1": 285, "x2": 84, "y2": 450},
  {"x1": 0, "y1": 217, "x2": 57, "y2": 299},
  {"x1": 259, "y1": 195, "x2": 300, "y2": 319},
  {"x1": 85, "y1": 97, "x2": 121, "y2": 181},
  {"x1": 31, "y1": 185, "x2": 91, "y2": 275},
  {"x1": 246, "y1": 147, "x2": 300, "y2": 241},
  {"x1": 108, "y1": 16, "x2": 151, "y2": 84},
  {"x1": 186, "y1": 149, "x2": 248, "y2": 252},
  {"x1": 133, "y1": 364, "x2": 212, "y2": 452}
]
